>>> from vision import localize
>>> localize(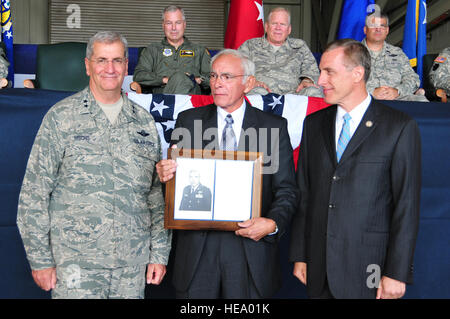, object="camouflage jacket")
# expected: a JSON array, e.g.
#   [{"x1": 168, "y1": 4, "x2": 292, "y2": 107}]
[
  {"x1": 133, "y1": 37, "x2": 211, "y2": 93},
  {"x1": 17, "y1": 87, "x2": 171, "y2": 270},
  {"x1": 0, "y1": 47, "x2": 9, "y2": 79},
  {"x1": 429, "y1": 47, "x2": 450, "y2": 96},
  {"x1": 362, "y1": 39, "x2": 420, "y2": 97},
  {"x1": 238, "y1": 36, "x2": 319, "y2": 95}
]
